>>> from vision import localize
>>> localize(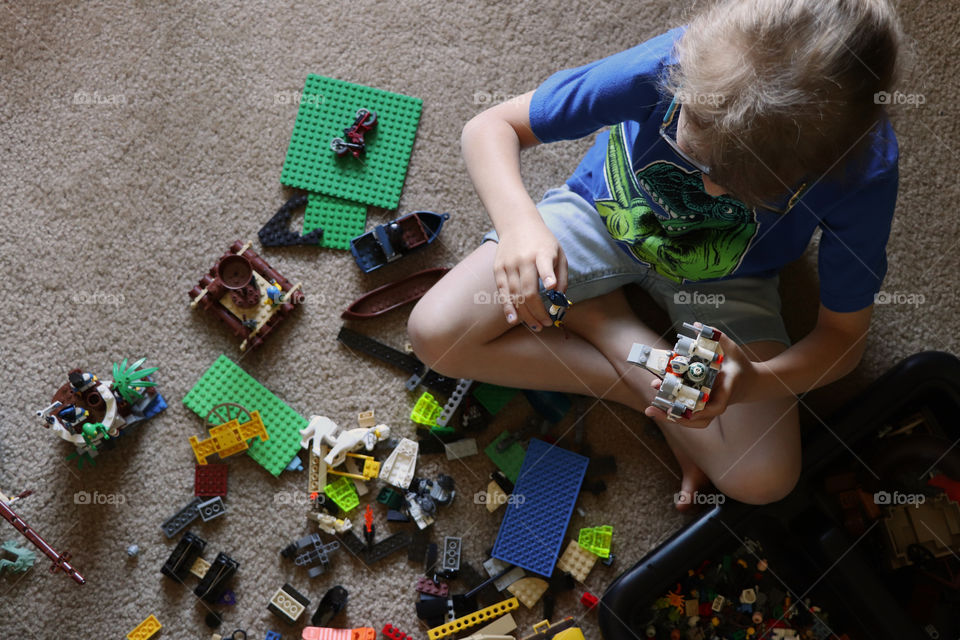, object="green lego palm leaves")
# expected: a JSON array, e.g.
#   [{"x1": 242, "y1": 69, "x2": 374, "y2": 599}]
[{"x1": 111, "y1": 357, "x2": 158, "y2": 404}]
